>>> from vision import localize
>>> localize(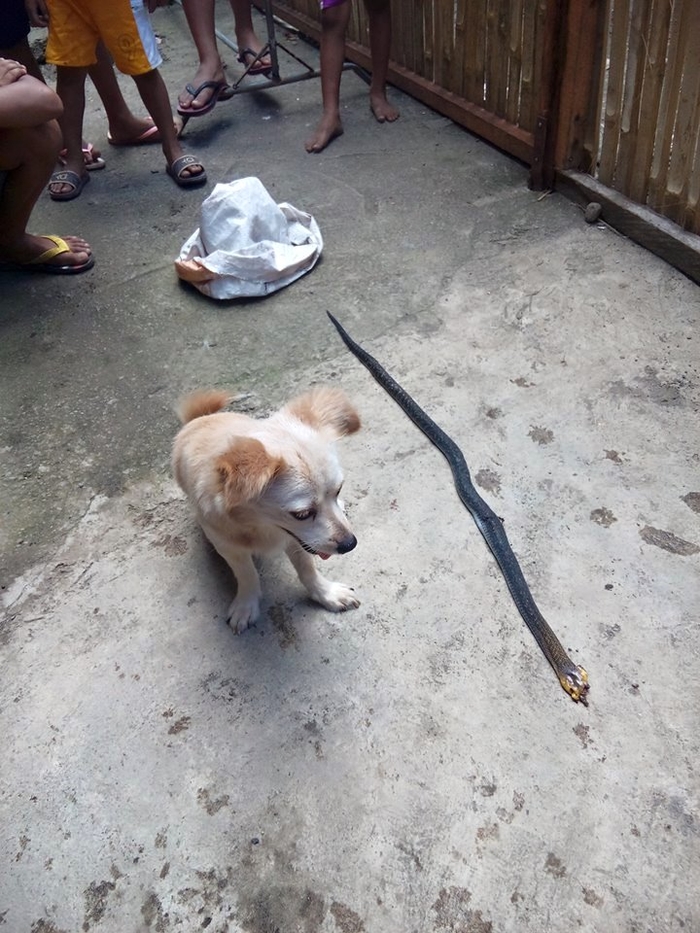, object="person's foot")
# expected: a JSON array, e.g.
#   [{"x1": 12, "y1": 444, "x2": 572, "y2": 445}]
[
  {"x1": 59, "y1": 142, "x2": 105, "y2": 170},
  {"x1": 107, "y1": 115, "x2": 160, "y2": 145},
  {"x1": 48, "y1": 152, "x2": 90, "y2": 200},
  {"x1": 370, "y1": 89, "x2": 399, "y2": 123},
  {"x1": 163, "y1": 139, "x2": 205, "y2": 184},
  {"x1": 83, "y1": 142, "x2": 104, "y2": 169},
  {"x1": 237, "y1": 46, "x2": 272, "y2": 75},
  {"x1": 235, "y1": 29, "x2": 272, "y2": 74},
  {"x1": 0, "y1": 233, "x2": 92, "y2": 269},
  {"x1": 305, "y1": 113, "x2": 344, "y2": 153},
  {"x1": 166, "y1": 154, "x2": 207, "y2": 188},
  {"x1": 178, "y1": 63, "x2": 227, "y2": 112}
]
